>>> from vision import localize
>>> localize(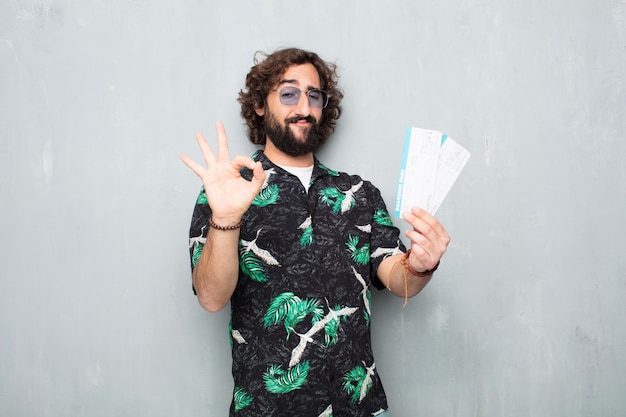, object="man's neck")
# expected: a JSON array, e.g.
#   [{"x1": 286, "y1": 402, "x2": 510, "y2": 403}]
[{"x1": 264, "y1": 141, "x2": 314, "y2": 167}]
